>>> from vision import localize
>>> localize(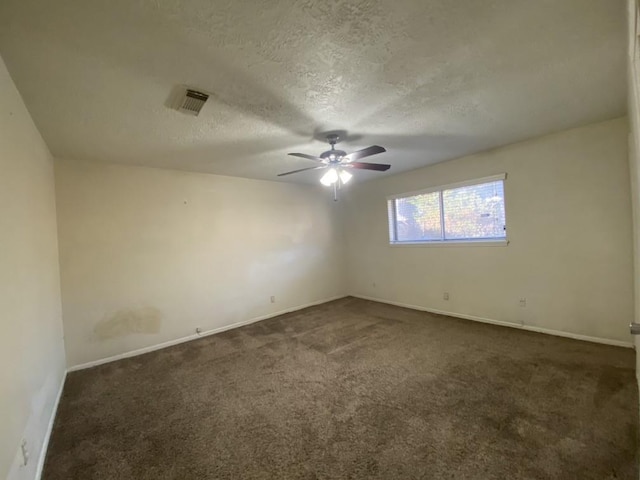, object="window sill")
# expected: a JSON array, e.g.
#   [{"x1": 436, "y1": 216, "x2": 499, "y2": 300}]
[{"x1": 389, "y1": 239, "x2": 509, "y2": 248}]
